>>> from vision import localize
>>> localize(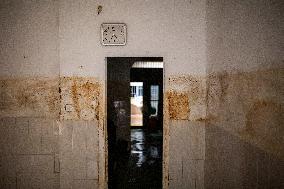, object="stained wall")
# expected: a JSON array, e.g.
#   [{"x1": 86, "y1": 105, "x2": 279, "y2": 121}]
[
  {"x1": 58, "y1": 0, "x2": 207, "y2": 188},
  {"x1": 0, "y1": 0, "x2": 60, "y2": 188},
  {"x1": 205, "y1": 0, "x2": 284, "y2": 188},
  {"x1": 1, "y1": 0, "x2": 282, "y2": 189},
  {"x1": 1, "y1": 0, "x2": 207, "y2": 188}
]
